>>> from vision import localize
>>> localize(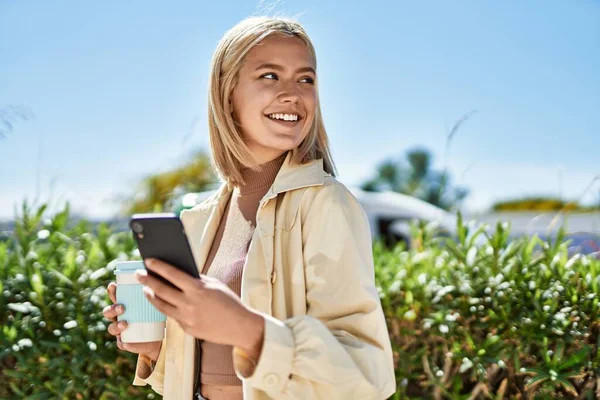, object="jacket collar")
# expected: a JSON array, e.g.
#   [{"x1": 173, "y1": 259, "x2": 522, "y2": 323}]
[
  {"x1": 210, "y1": 150, "x2": 327, "y2": 208},
  {"x1": 263, "y1": 150, "x2": 326, "y2": 201}
]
